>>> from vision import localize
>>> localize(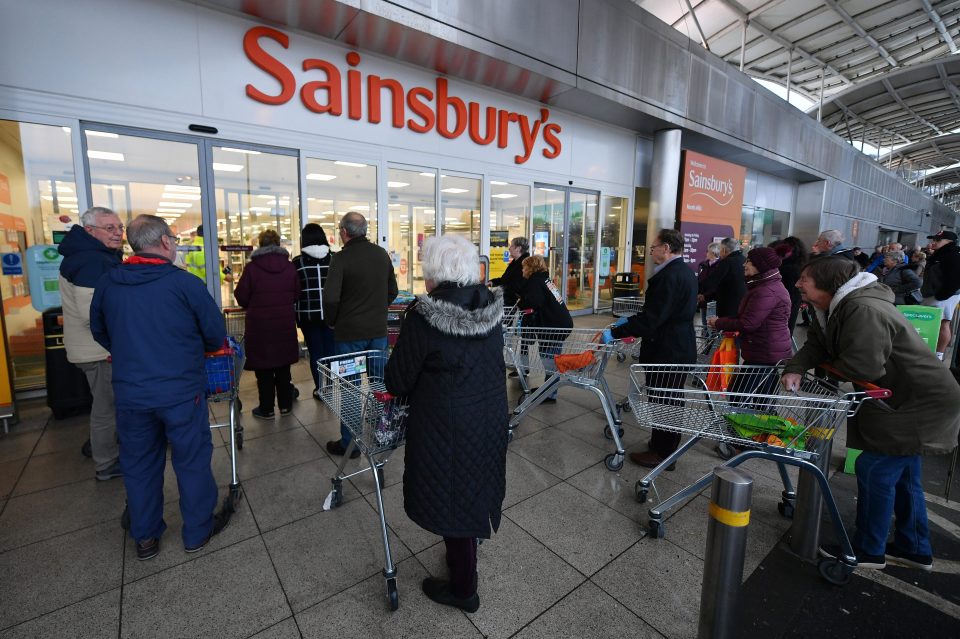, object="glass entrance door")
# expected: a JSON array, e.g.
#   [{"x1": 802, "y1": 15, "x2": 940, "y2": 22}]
[{"x1": 532, "y1": 184, "x2": 599, "y2": 314}]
